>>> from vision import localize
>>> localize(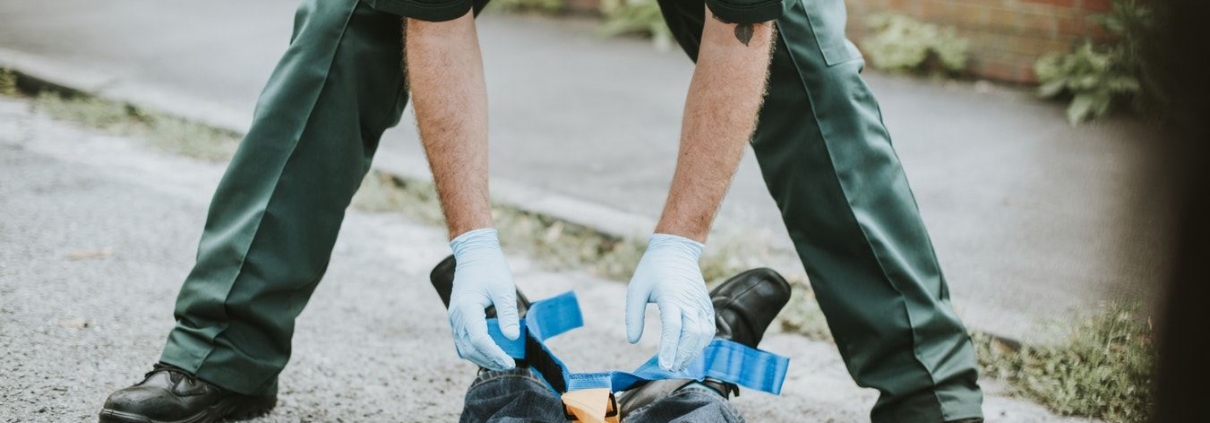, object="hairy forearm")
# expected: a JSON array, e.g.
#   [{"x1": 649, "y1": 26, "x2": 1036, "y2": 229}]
[
  {"x1": 406, "y1": 12, "x2": 493, "y2": 239},
  {"x1": 655, "y1": 10, "x2": 775, "y2": 242}
]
